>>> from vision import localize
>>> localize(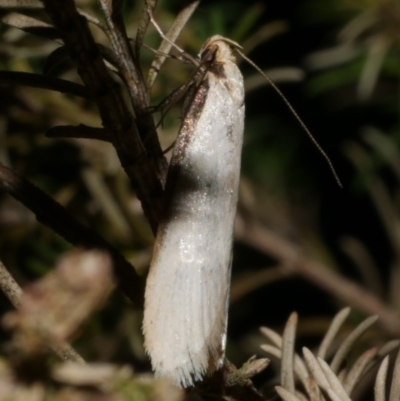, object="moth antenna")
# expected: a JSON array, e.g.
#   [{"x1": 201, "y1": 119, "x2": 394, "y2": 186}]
[
  {"x1": 130, "y1": 36, "x2": 192, "y2": 65},
  {"x1": 162, "y1": 140, "x2": 176, "y2": 155},
  {"x1": 145, "y1": 1, "x2": 199, "y2": 66},
  {"x1": 236, "y1": 49, "x2": 343, "y2": 188},
  {"x1": 143, "y1": 43, "x2": 194, "y2": 67}
]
